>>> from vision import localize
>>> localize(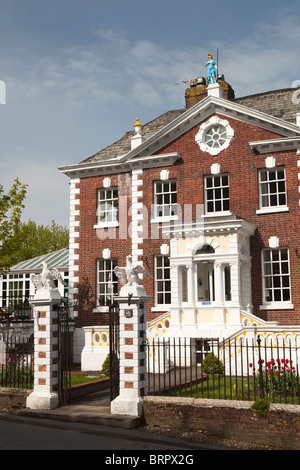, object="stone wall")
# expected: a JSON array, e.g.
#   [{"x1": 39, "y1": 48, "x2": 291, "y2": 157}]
[
  {"x1": 0, "y1": 388, "x2": 31, "y2": 413},
  {"x1": 143, "y1": 396, "x2": 300, "y2": 450}
]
